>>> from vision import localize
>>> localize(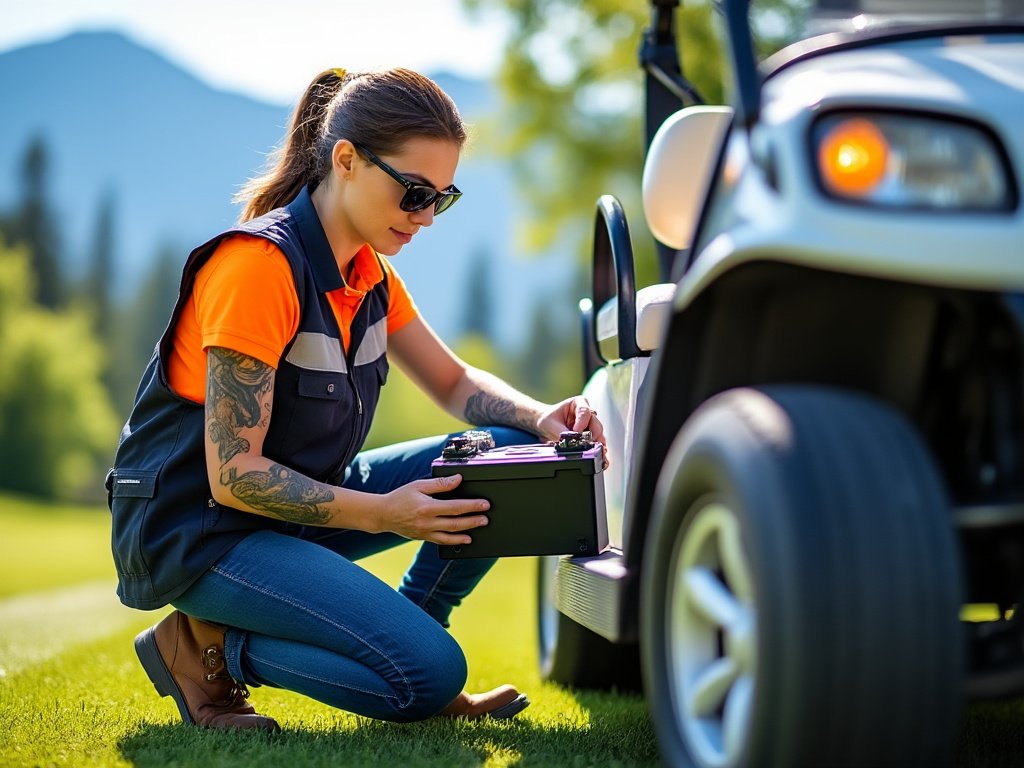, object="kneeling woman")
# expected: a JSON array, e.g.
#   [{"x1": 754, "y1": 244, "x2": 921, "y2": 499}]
[{"x1": 108, "y1": 67, "x2": 603, "y2": 731}]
